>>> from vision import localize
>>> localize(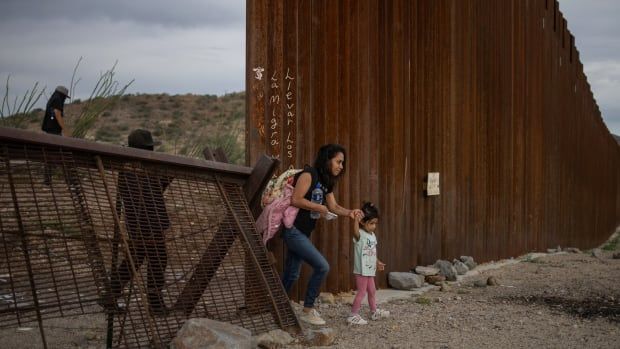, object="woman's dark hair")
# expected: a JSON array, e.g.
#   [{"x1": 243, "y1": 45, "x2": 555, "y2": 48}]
[
  {"x1": 313, "y1": 143, "x2": 346, "y2": 191},
  {"x1": 361, "y1": 202, "x2": 379, "y2": 222}
]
